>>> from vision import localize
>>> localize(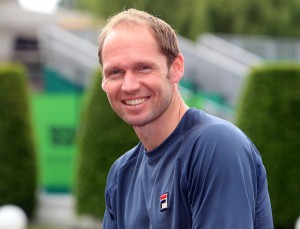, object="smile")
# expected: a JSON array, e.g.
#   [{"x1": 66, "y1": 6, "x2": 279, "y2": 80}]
[{"x1": 124, "y1": 97, "x2": 148, "y2": 105}]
